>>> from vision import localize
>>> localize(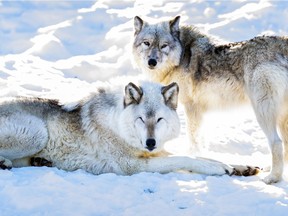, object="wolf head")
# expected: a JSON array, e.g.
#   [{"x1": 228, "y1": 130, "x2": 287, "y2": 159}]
[
  {"x1": 119, "y1": 82, "x2": 180, "y2": 153},
  {"x1": 132, "y1": 16, "x2": 182, "y2": 80}
]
